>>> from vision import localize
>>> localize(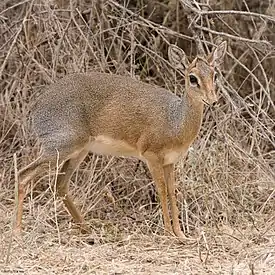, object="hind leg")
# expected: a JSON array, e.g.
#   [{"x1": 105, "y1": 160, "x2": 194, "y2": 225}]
[
  {"x1": 16, "y1": 132, "x2": 89, "y2": 232},
  {"x1": 55, "y1": 149, "x2": 88, "y2": 227},
  {"x1": 15, "y1": 157, "x2": 52, "y2": 231}
]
